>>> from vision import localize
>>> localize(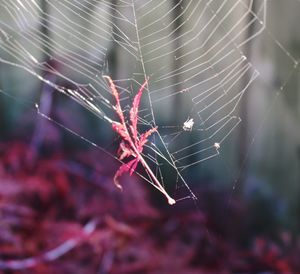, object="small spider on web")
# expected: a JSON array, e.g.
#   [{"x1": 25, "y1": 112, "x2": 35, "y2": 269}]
[
  {"x1": 103, "y1": 76, "x2": 176, "y2": 205},
  {"x1": 183, "y1": 118, "x2": 194, "y2": 131},
  {"x1": 214, "y1": 142, "x2": 221, "y2": 150}
]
